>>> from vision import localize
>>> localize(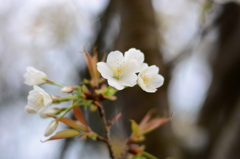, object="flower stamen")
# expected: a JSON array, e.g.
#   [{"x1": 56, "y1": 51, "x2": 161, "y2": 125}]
[
  {"x1": 34, "y1": 94, "x2": 45, "y2": 108},
  {"x1": 142, "y1": 74, "x2": 155, "y2": 86}
]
